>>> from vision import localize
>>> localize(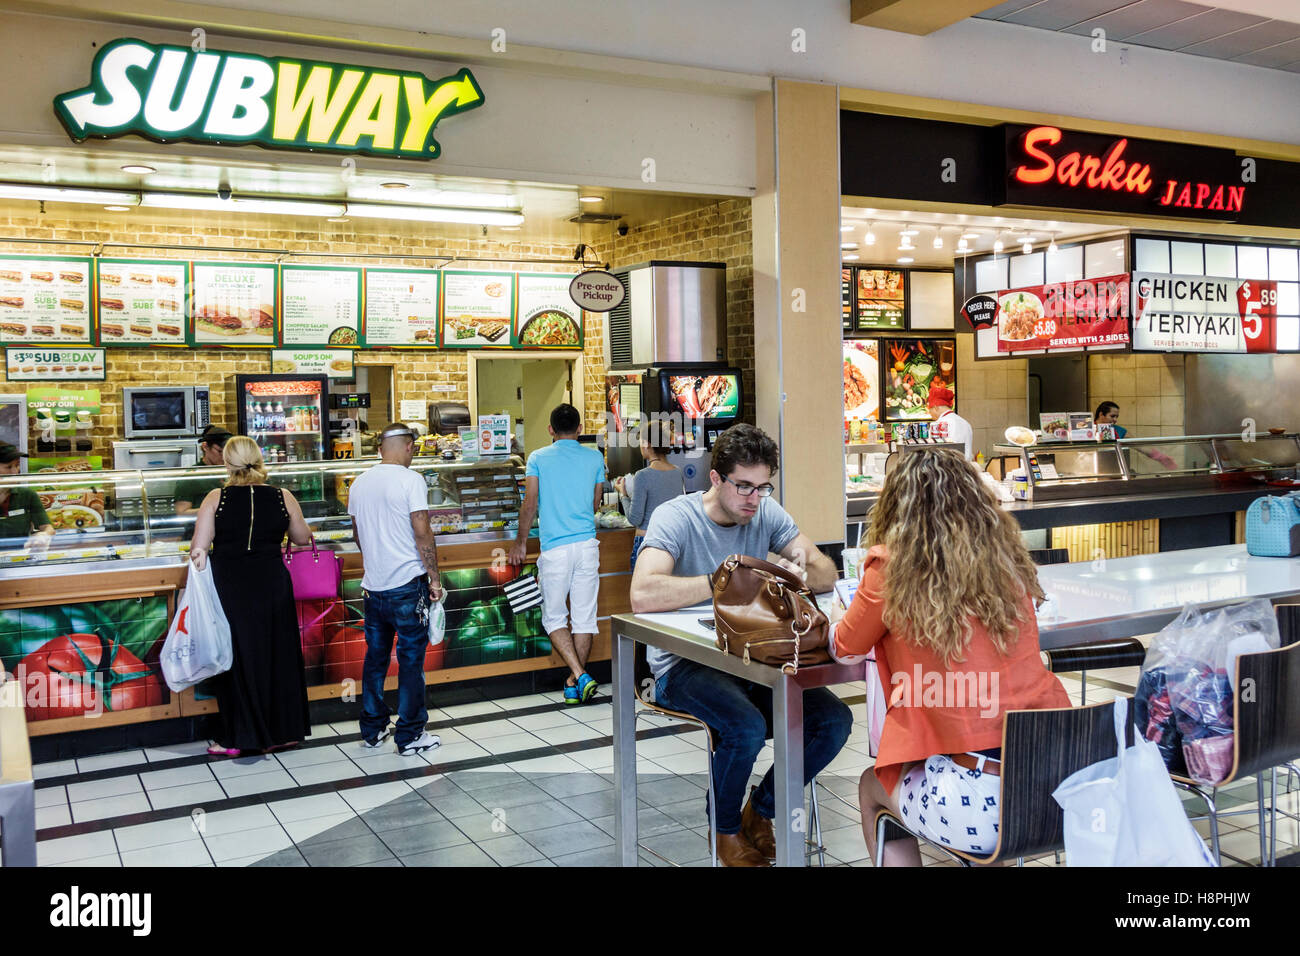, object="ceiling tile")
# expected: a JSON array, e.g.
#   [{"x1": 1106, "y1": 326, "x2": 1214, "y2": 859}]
[
  {"x1": 1001, "y1": 0, "x2": 1135, "y2": 31},
  {"x1": 1233, "y1": 35, "x2": 1300, "y2": 66},
  {"x1": 1181, "y1": 19, "x2": 1300, "y2": 57},
  {"x1": 1059, "y1": 0, "x2": 1213, "y2": 39},
  {"x1": 1126, "y1": 8, "x2": 1270, "y2": 49}
]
